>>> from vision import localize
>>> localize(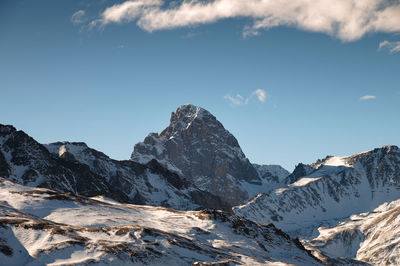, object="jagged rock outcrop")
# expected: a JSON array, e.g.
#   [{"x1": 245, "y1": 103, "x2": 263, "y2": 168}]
[
  {"x1": 283, "y1": 162, "x2": 315, "y2": 184},
  {"x1": 131, "y1": 104, "x2": 266, "y2": 206},
  {"x1": 0, "y1": 125, "x2": 122, "y2": 200}
]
